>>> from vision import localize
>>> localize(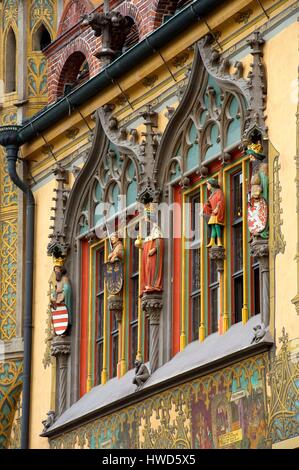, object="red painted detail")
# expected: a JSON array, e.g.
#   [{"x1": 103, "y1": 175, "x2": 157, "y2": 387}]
[
  {"x1": 80, "y1": 240, "x2": 89, "y2": 397},
  {"x1": 172, "y1": 185, "x2": 182, "y2": 355},
  {"x1": 51, "y1": 303, "x2": 69, "y2": 335}
]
